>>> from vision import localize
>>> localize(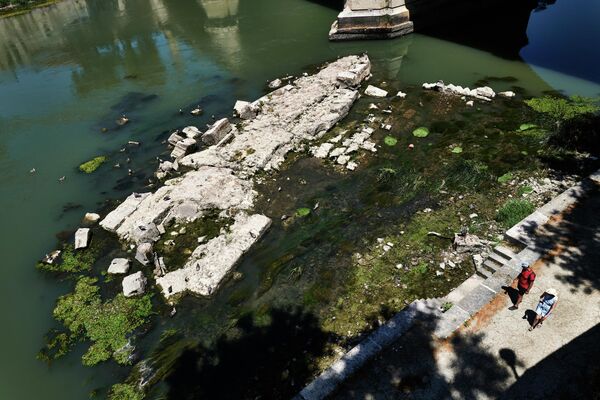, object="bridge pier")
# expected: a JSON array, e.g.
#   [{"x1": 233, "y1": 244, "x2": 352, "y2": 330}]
[{"x1": 329, "y1": 0, "x2": 413, "y2": 41}]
